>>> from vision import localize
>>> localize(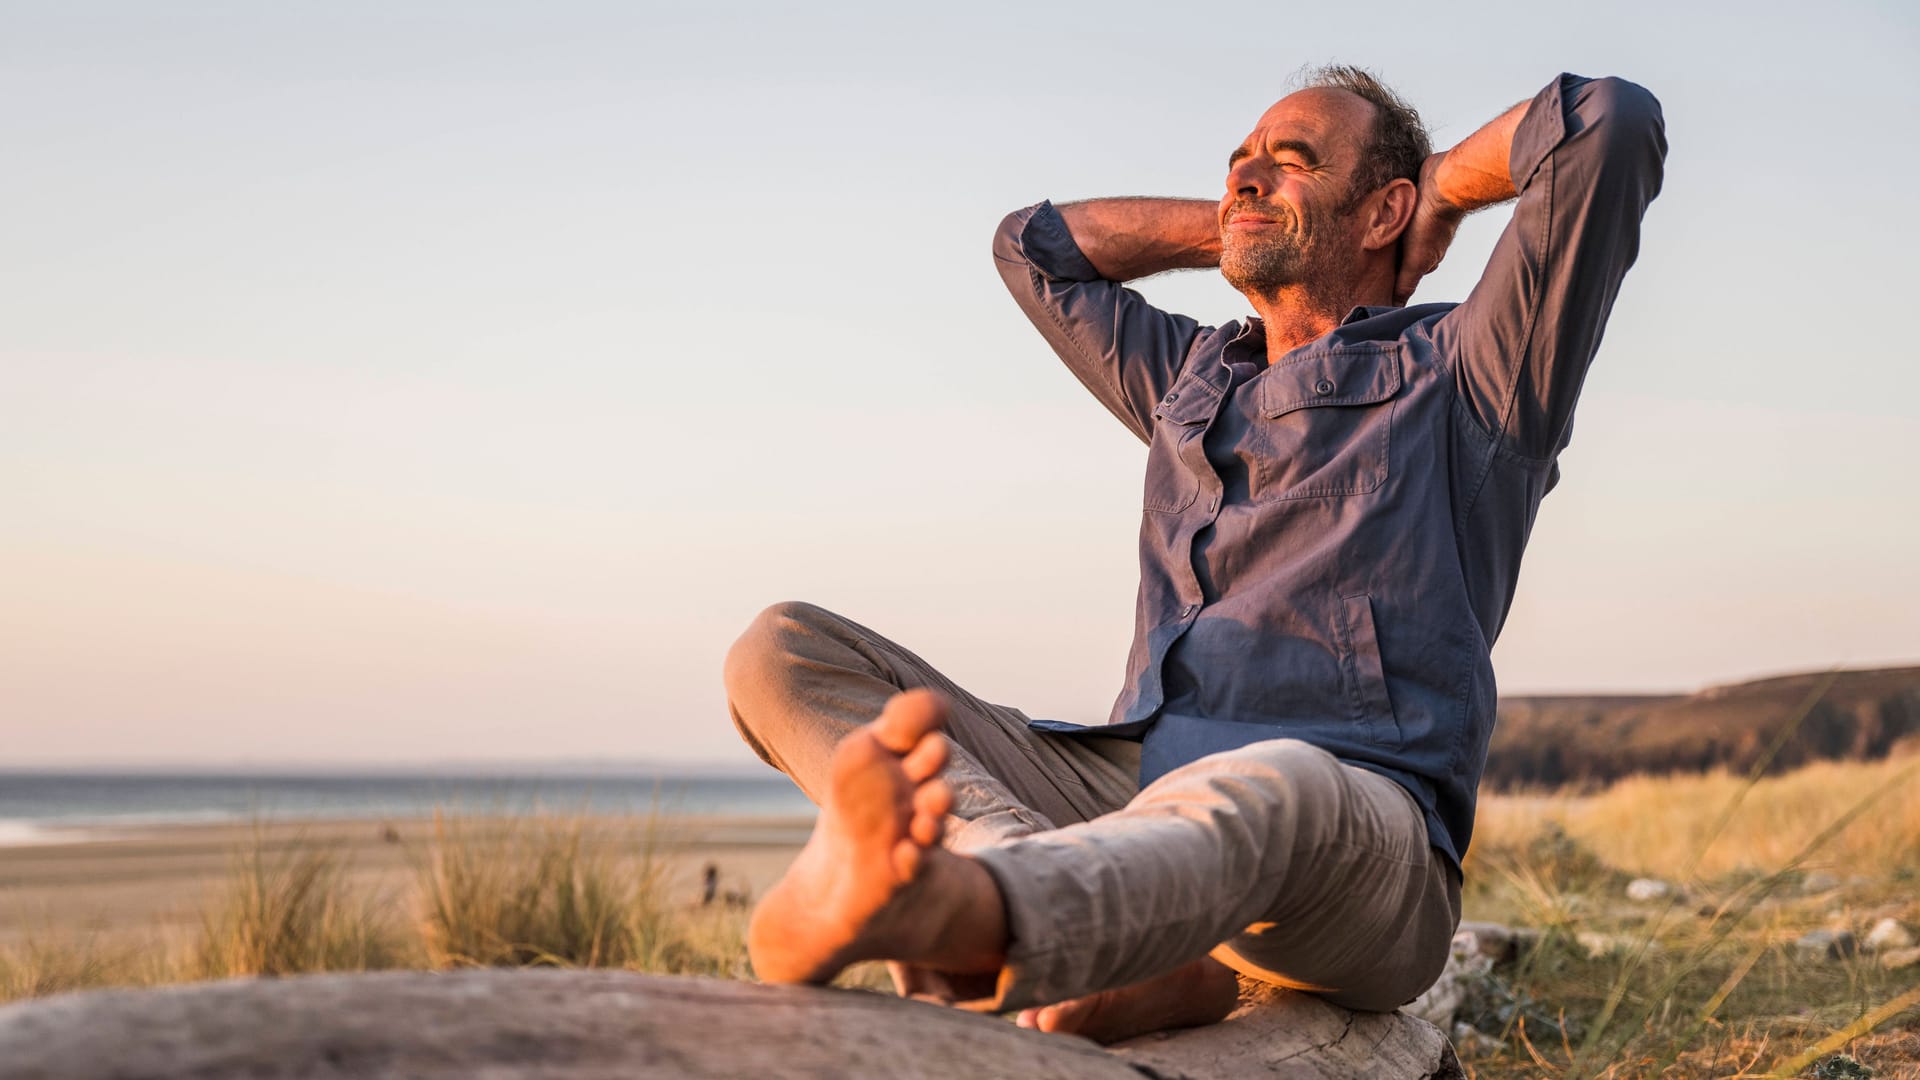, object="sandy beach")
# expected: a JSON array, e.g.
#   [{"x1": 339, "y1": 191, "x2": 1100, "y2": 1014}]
[{"x1": 0, "y1": 815, "x2": 811, "y2": 952}]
